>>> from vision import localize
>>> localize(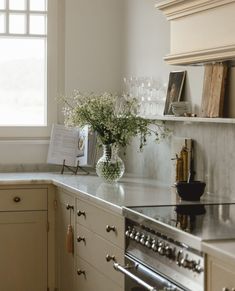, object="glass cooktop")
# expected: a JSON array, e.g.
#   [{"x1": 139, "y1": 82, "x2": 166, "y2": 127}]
[{"x1": 125, "y1": 203, "x2": 235, "y2": 241}]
